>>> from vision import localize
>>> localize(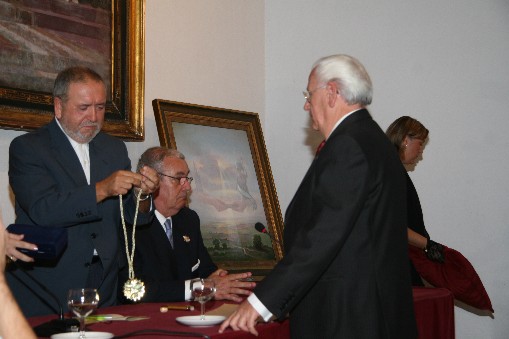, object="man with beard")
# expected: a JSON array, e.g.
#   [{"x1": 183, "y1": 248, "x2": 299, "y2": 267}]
[{"x1": 6, "y1": 66, "x2": 159, "y2": 317}]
